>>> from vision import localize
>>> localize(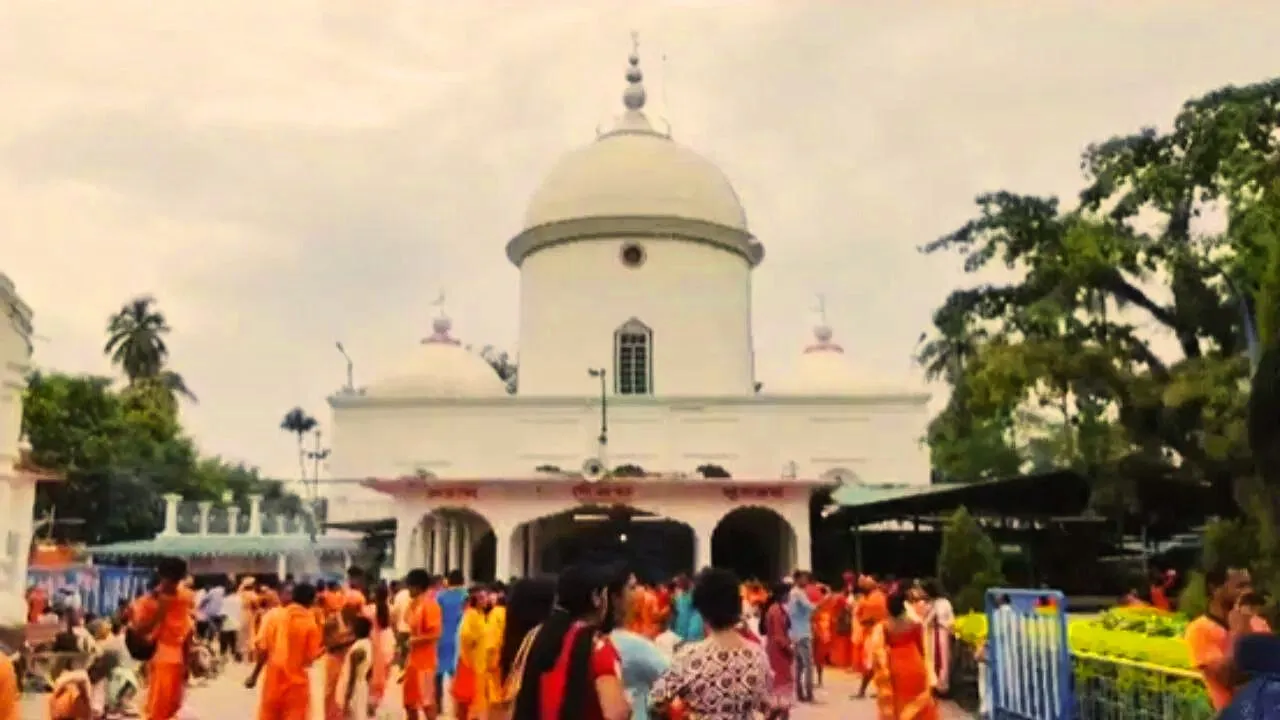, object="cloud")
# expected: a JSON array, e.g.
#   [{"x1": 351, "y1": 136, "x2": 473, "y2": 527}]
[{"x1": 2, "y1": 0, "x2": 1276, "y2": 478}]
